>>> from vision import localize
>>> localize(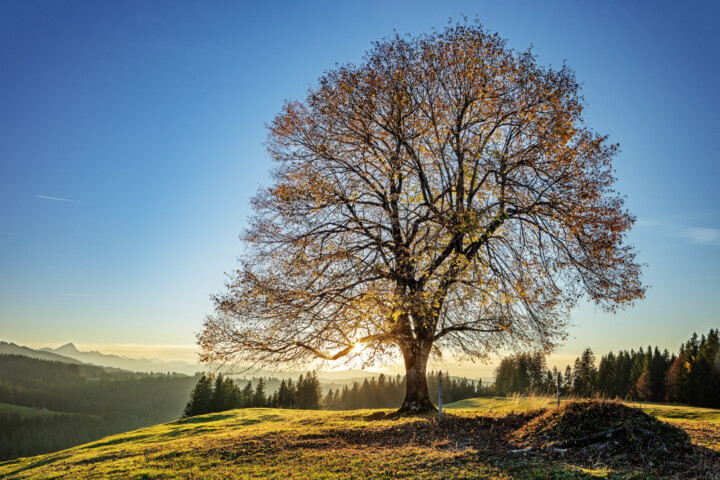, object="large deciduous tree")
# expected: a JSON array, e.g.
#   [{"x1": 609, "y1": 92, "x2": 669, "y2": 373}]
[{"x1": 199, "y1": 22, "x2": 644, "y2": 412}]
